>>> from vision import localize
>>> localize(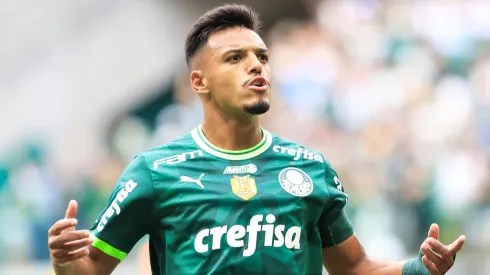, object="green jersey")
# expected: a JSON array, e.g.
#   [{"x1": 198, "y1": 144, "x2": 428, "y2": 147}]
[{"x1": 89, "y1": 125, "x2": 354, "y2": 275}]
